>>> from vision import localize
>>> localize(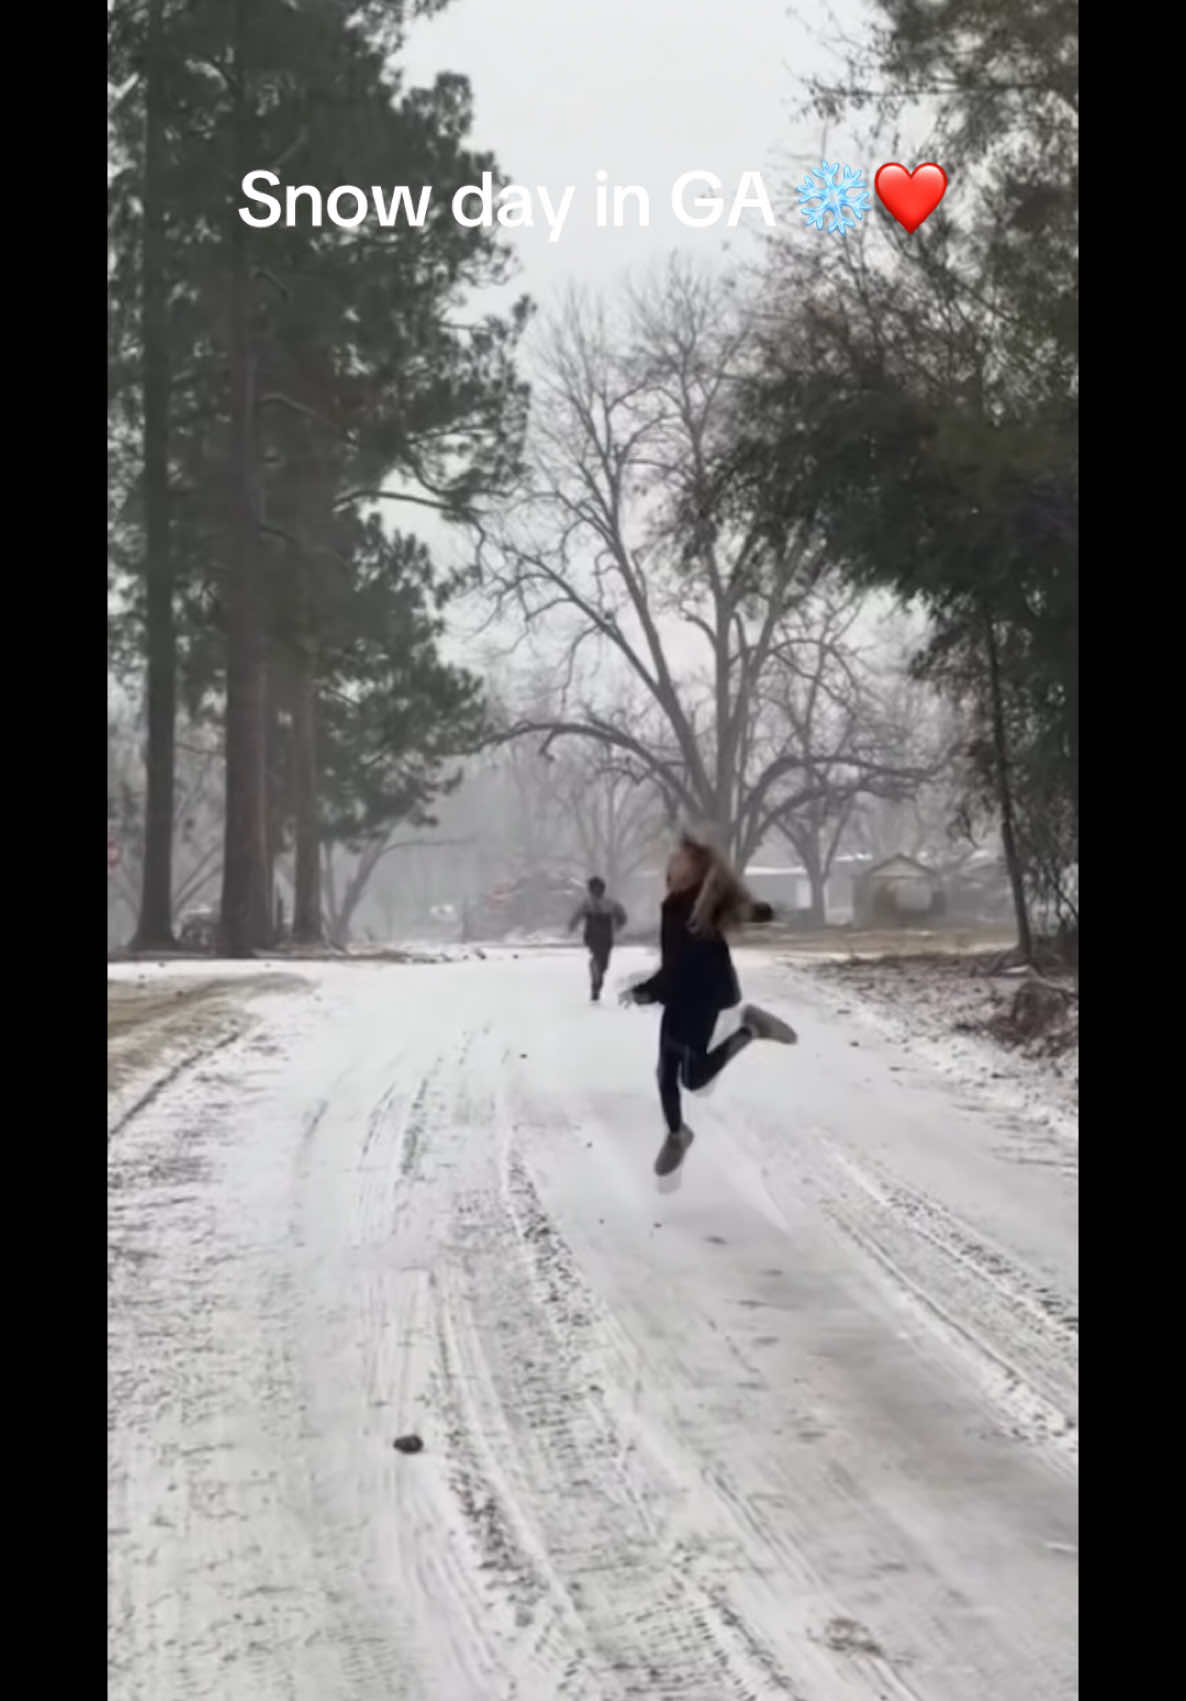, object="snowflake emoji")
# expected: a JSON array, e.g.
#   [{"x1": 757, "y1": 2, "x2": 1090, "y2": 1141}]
[{"x1": 796, "y1": 161, "x2": 872, "y2": 237}]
